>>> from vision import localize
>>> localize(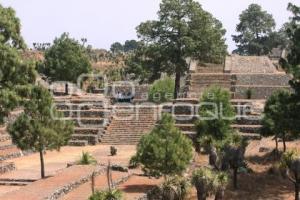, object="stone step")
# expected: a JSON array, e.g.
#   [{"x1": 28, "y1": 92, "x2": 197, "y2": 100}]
[
  {"x1": 232, "y1": 125, "x2": 262, "y2": 133},
  {"x1": 59, "y1": 110, "x2": 110, "y2": 118},
  {"x1": 239, "y1": 133, "x2": 262, "y2": 140},
  {"x1": 74, "y1": 127, "x2": 103, "y2": 135},
  {"x1": 0, "y1": 135, "x2": 11, "y2": 142},
  {"x1": 71, "y1": 134, "x2": 99, "y2": 145},
  {"x1": 55, "y1": 103, "x2": 106, "y2": 110},
  {"x1": 175, "y1": 124, "x2": 196, "y2": 132},
  {"x1": 235, "y1": 117, "x2": 261, "y2": 125},
  {"x1": 0, "y1": 162, "x2": 15, "y2": 175},
  {"x1": 68, "y1": 118, "x2": 106, "y2": 127},
  {"x1": 0, "y1": 180, "x2": 31, "y2": 186},
  {"x1": 68, "y1": 140, "x2": 89, "y2": 146},
  {"x1": 0, "y1": 146, "x2": 22, "y2": 161}
]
